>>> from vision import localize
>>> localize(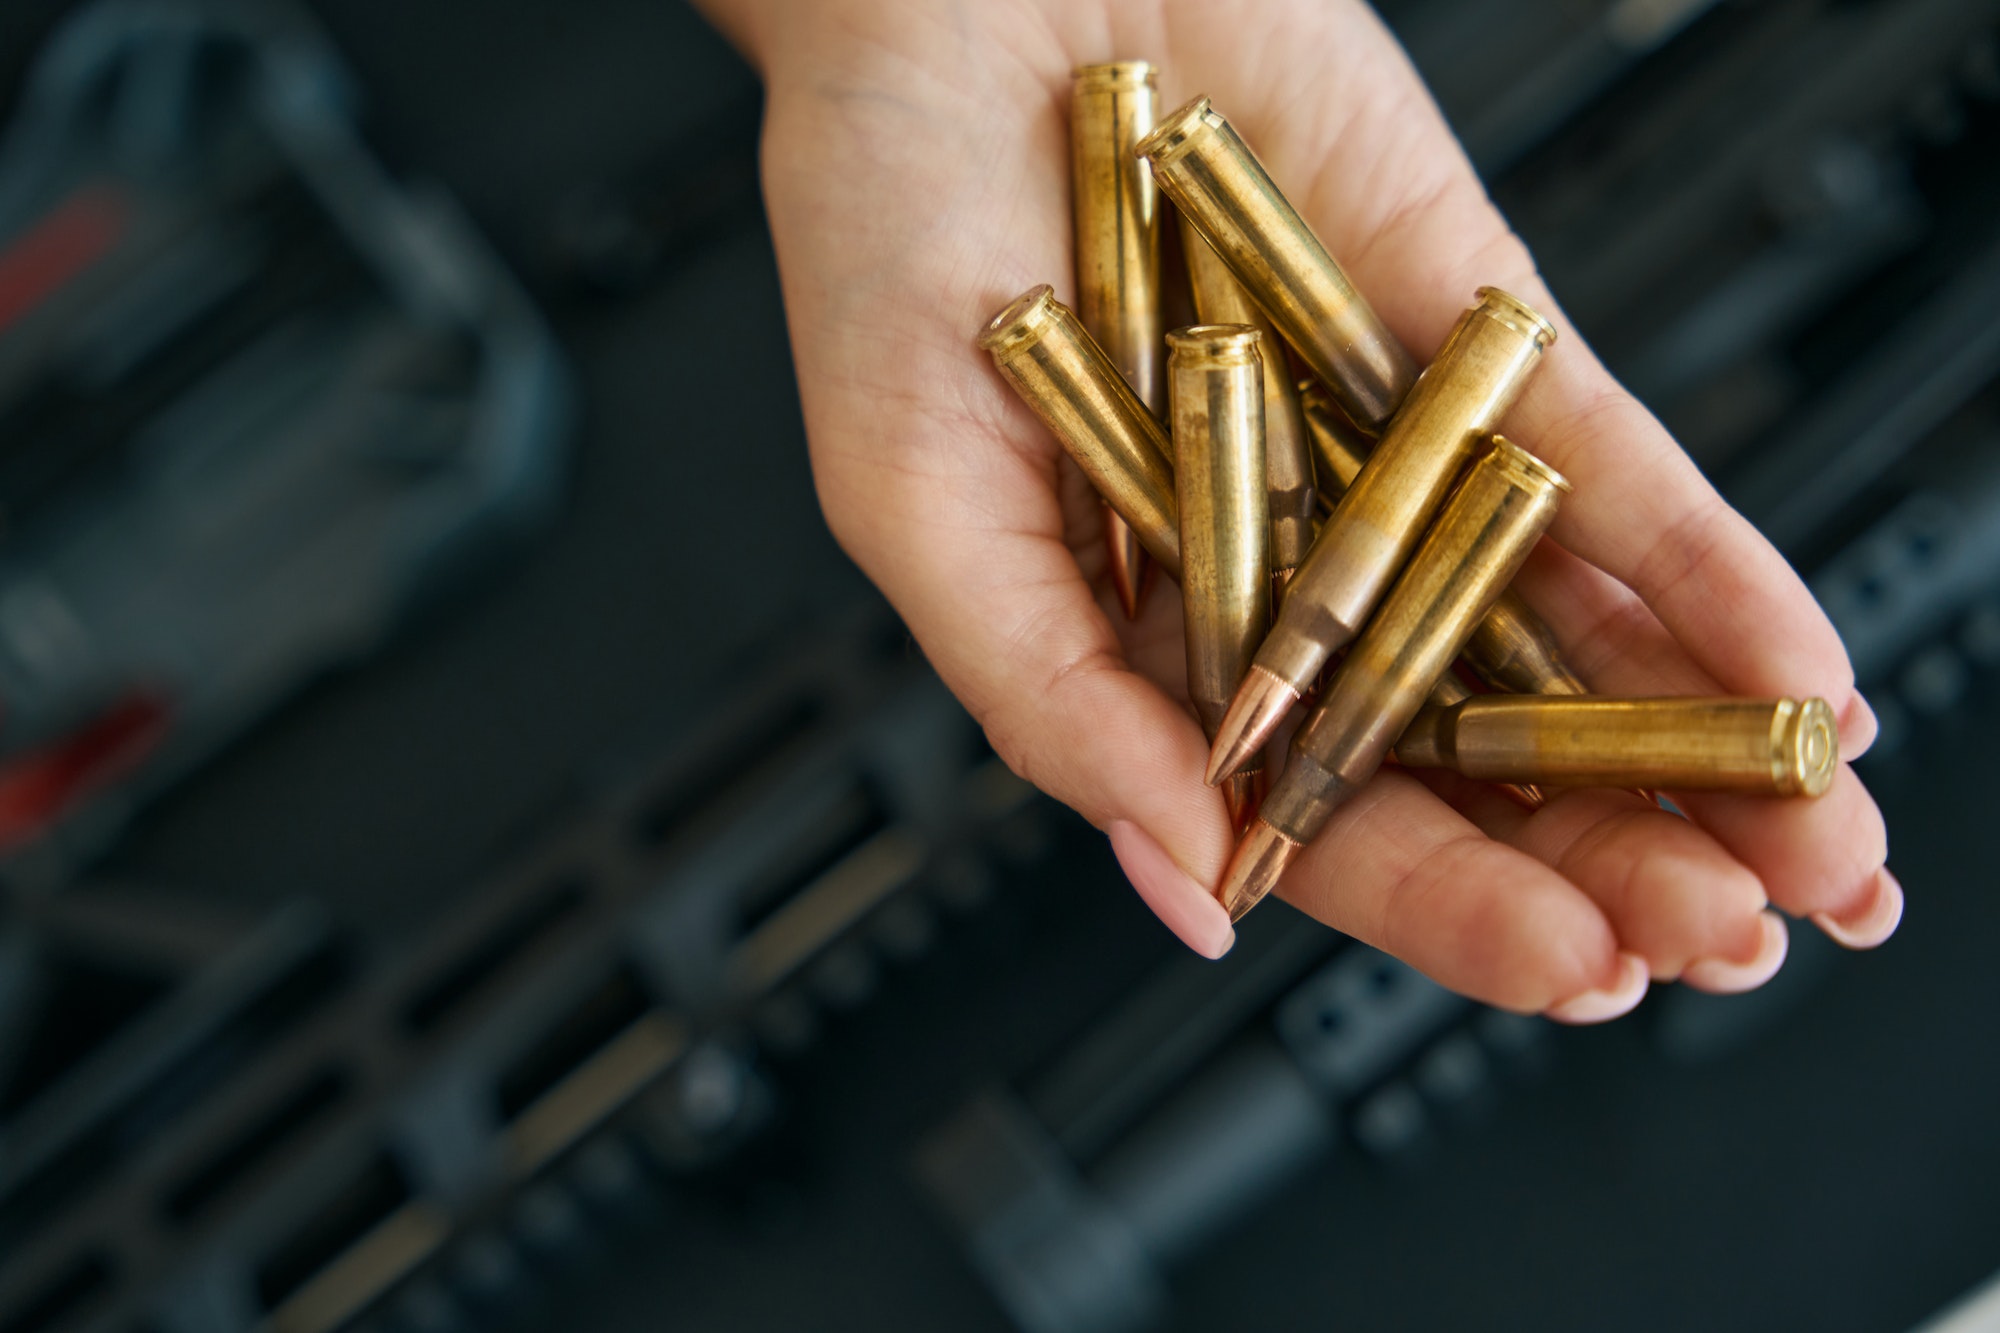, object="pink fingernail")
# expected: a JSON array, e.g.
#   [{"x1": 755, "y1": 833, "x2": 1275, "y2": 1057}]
[
  {"x1": 1109, "y1": 820, "x2": 1236, "y2": 959},
  {"x1": 1812, "y1": 866, "x2": 1903, "y2": 949},
  {"x1": 1682, "y1": 910, "x2": 1789, "y2": 995},
  {"x1": 1546, "y1": 951, "x2": 1649, "y2": 1025}
]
